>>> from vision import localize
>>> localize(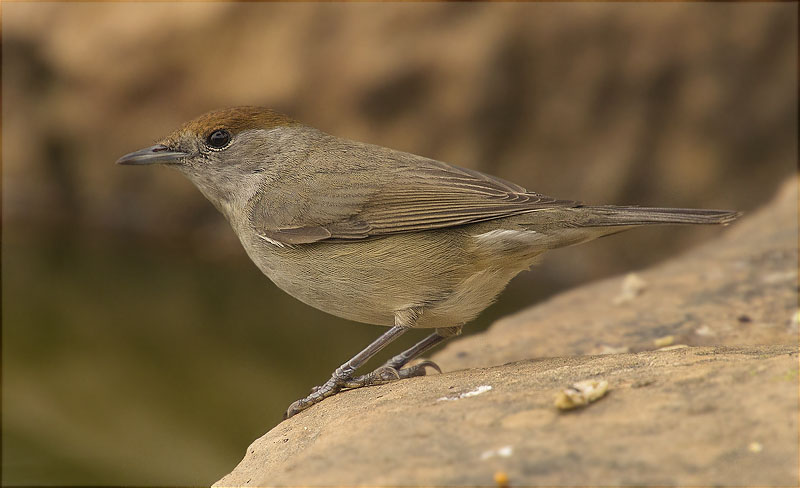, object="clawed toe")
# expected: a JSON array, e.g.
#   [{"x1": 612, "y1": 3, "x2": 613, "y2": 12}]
[
  {"x1": 341, "y1": 365, "x2": 399, "y2": 388},
  {"x1": 400, "y1": 359, "x2": 442, "y2": 377},
  {"x1": 343, "y1": 359, "x2": 442, "y2": 388},
  {"x1": 285, "y1": 378, "x2": 344, "y2": 419},
  {"x1": 284, "y1": 399, "x2": 305, "y2": 419}
]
